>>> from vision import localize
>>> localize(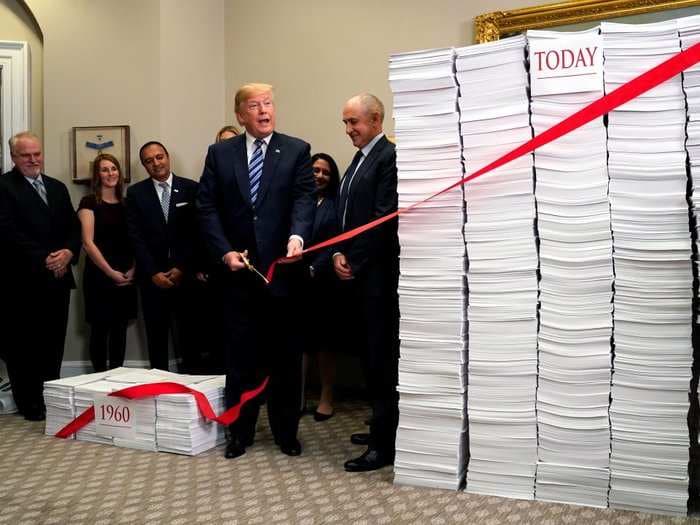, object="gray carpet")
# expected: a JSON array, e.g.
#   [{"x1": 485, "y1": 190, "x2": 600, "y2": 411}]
[{"x1": 0, "y1": 402, "x2": 698, "y2": 525}]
